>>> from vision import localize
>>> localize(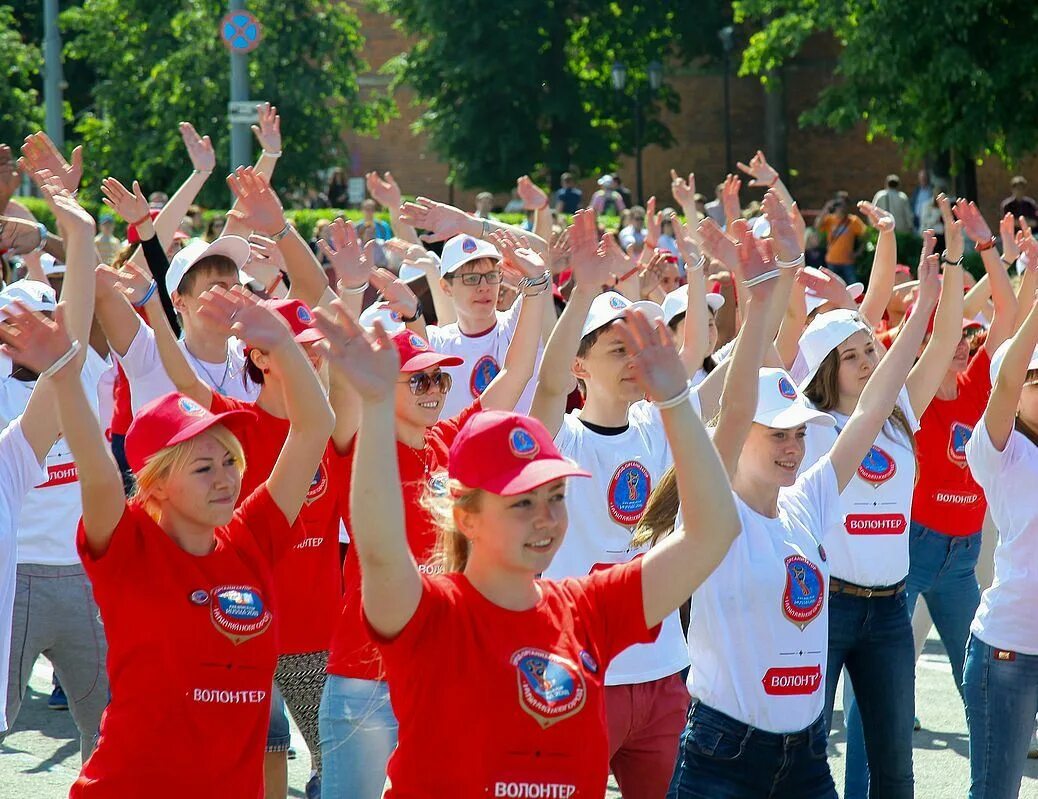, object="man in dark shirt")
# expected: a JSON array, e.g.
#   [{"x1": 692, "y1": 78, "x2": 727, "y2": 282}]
[
  {"x1": 1000, "y1": 175, "x2": 1038, "y2": 230},
  {"x1": 553, "y1": 172, "x2": 583, "y2": 215}
]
